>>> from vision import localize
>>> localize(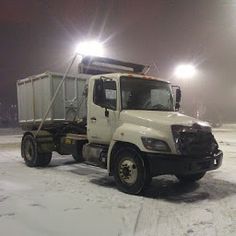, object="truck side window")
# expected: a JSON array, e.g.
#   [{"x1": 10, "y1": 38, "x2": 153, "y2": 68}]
[{"x1": 93, "y1": 80, "x2": 117, "y2": 110}]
